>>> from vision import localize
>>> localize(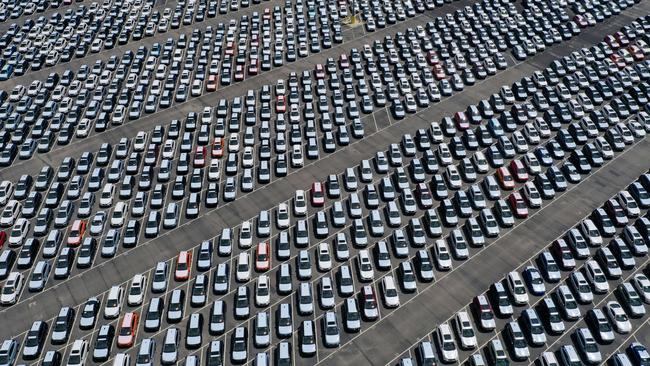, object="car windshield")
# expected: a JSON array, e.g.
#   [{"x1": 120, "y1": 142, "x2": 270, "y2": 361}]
[{"x1": 584, "y1": 342, "x2": 597, "y2": 352}]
